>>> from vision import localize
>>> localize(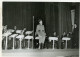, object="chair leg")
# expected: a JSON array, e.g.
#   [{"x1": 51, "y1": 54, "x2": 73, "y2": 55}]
[
  {"x1": 42, "y1": 43, "x2": 44, "y2": 49},
  {"x1": 39, "y1": 43, "x2": 41, "y2": 49}
]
